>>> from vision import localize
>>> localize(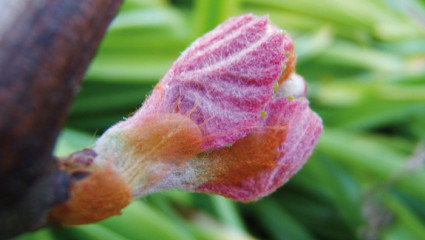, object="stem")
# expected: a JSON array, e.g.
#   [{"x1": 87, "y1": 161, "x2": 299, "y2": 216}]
[{"x1": 0, "y1": 0, "x2": 123, "y2": 238}]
